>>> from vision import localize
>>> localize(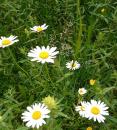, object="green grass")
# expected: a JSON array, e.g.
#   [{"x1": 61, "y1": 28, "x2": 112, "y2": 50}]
[{"x1": 0, "y1": 0, "x2": 117, "y2": 130}]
